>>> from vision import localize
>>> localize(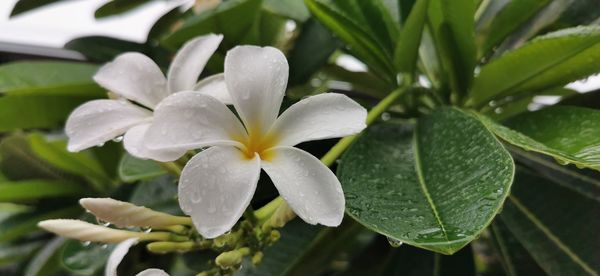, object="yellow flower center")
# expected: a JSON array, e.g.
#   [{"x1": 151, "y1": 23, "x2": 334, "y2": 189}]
[{"x1": 236, "y1": 130, "x2": 278, "y2": 161}]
